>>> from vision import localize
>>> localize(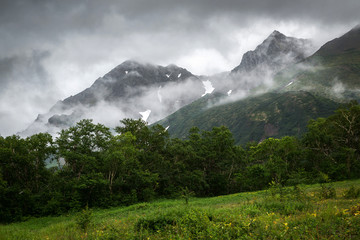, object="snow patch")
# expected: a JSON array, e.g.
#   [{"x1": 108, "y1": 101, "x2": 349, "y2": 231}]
[
  {"x1": 124, "y1": 70, "x2": 142, "y2": 78},
  {"x1": 178, "y1": 73, "x2": 182, "y2": 78},
  {"x1": 139, "y1": 110, "x2": 151, "y2": 122},
  {"x1": 165, "y1": 126, "x2": 170, "y2": 131},
  {"x1": 166, "y1": 74, "x2": 171, "y2": 78},
  {"x1": 285, "y1": 81, "x2": 293, "y2": 87},
  {"x1": 227, "y1": 90, "x2": 232, "y2": 96},
  {"x1": 201, "y1": 80, "x2": 215, "y2": 97}
]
